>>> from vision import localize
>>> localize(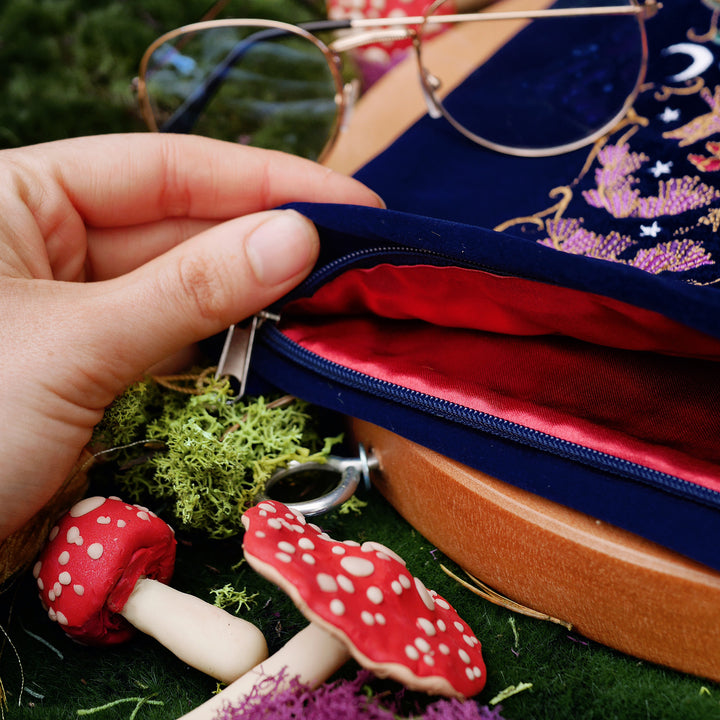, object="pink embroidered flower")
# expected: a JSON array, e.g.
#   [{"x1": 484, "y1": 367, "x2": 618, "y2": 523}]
[
  {"x1": 635, "y1": 177, "x2": 720, "y2": 217},
  {"x1": 628, "y1": 239, "x2": 714, "y2": 274},
  {"x1": 582, "y1": 142, "x2": 720, "y2": 218},
  {"x1": 541, "y1": 218, "x2": 635, "y2": 261}
]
